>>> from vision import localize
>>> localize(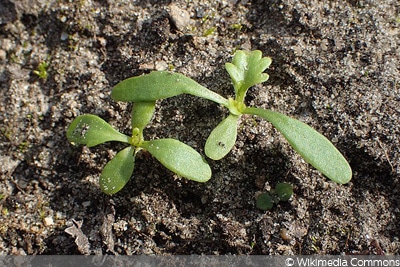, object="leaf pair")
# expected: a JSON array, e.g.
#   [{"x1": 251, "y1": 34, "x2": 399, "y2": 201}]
[
  {"x1": 98, "y1": 138, "x2": 211, "y2": 195},
  {"x1": 67, "y1": 110, "x2": 211, "y2": 195},
  {"x1": 256, "y1": 183, "x2": 294, "y2": 211},
  {"x1": 203, "y1": 105, "x2": 352, "y2": 184}
]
